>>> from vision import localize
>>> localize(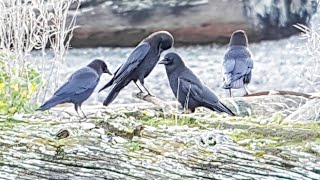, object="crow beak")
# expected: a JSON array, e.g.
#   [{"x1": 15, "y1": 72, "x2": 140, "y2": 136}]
[
  {"x1": 159, "y1": 58, "x2": 169, "y2": 65},
  {"x1": 104, "y1": 68, "x2": 112, "y2": 75}
]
